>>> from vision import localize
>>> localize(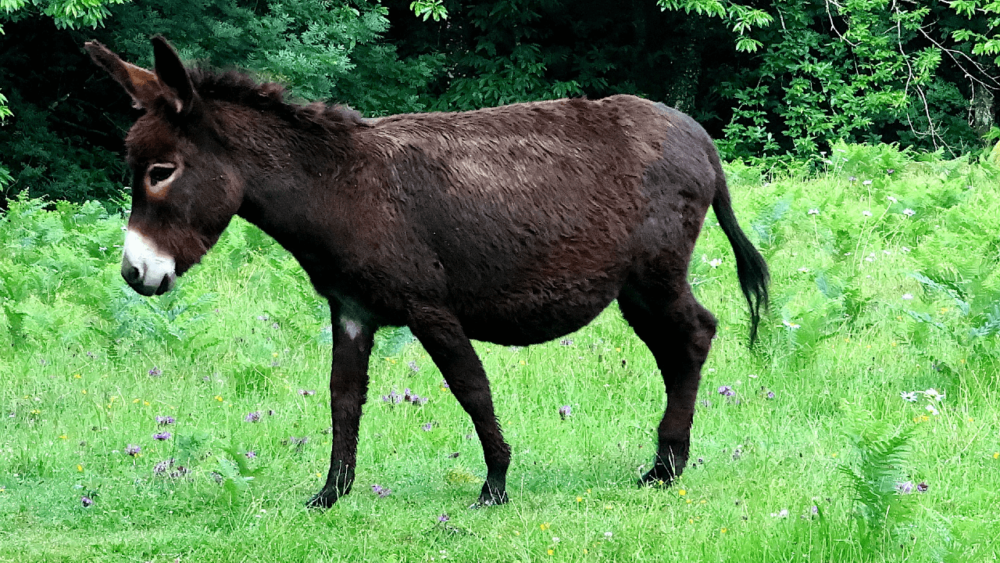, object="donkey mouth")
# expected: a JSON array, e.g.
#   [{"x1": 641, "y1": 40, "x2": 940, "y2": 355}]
[
  {"x1": 121, "y1": 229, "x2": 177, "y2": 296},
  {"x1": 122, "y1": 263, "x2": 176, "y2": 296}
]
